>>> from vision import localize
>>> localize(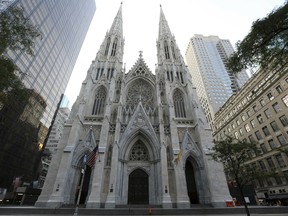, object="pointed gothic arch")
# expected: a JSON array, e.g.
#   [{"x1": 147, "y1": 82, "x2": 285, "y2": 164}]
[
  {"x1": 116, "y1": 124, "x2": 162, "y2": 205},
  {"x1": 173, "y1": 88, "x2": 186, "y2": 118},
  {"x1": 129, "y1": 140, "x2": 149, "y2": 161},
  {"x1": 111, "y1": 37, "x2": 118, "y2": 56},
  {"x1": 92, "y1": 86, "x2": 107, "y2": 115},
  {"x1": 105, "y1": 37, "x2": 111, "y2": 56}
]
